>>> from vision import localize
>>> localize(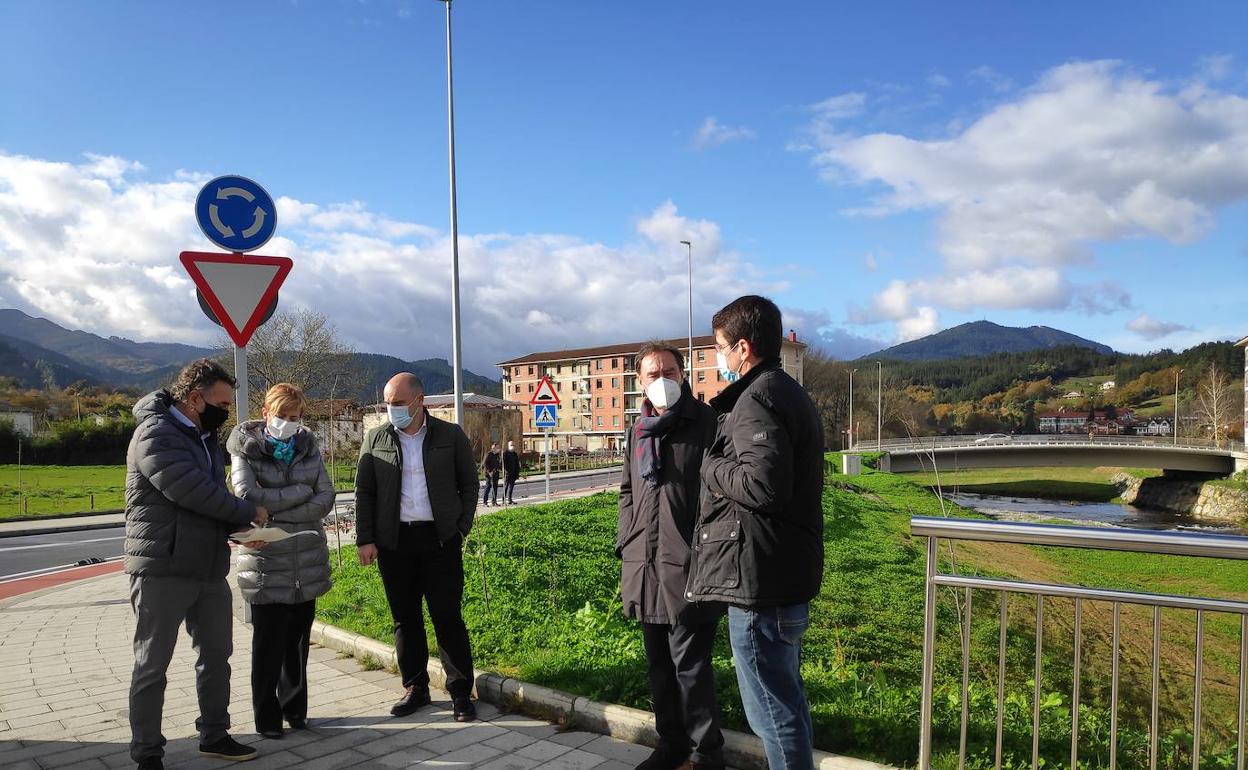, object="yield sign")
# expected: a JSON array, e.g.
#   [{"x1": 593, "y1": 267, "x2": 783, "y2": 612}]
[
  {"x1": 529, "y1": 376, "x2": 560, "y2": 406},
  {"x1": 179, "y1": 251, "x2": 293, "y2": 347}
]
